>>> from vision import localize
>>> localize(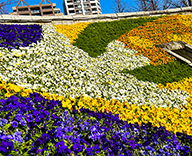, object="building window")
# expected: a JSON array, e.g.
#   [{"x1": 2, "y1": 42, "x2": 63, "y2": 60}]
[
  {"x1": 68, "y1": 5, "x2": 73, "y2": 8},
  {"x1": 75, "y1": 5, "x2": 82, "y2": 9},
  {"x1": 69, "y1": 10, "x2": 75, "y2": 13}
]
